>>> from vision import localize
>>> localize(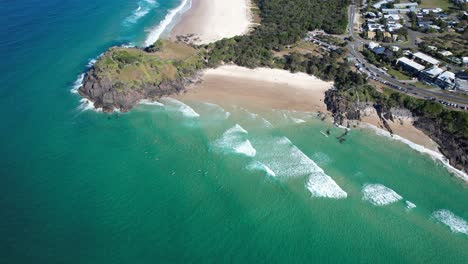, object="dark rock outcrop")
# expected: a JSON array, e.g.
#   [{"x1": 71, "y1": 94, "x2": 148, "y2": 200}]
[
  {"x1": 414, "y1": 116, "x2": 468, "y2": 172},
  {"x1": 324, "y1": 88, "x2": 361, "y2": 125},
  {"x1": 324, "y1": 88, "x2": 468, "y2": 173},
  {"x1": 79, "y1": 69, "x2": 189, "y2": 112}
]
